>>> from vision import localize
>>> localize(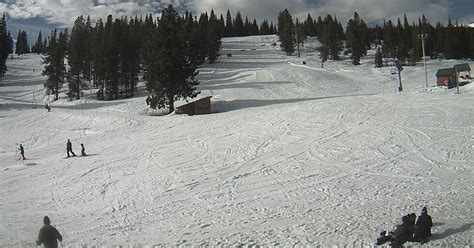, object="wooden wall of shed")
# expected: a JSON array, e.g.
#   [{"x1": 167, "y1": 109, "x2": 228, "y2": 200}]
[{"x1": 437, "y1": 75, "x2": 456, "y2": 87}]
